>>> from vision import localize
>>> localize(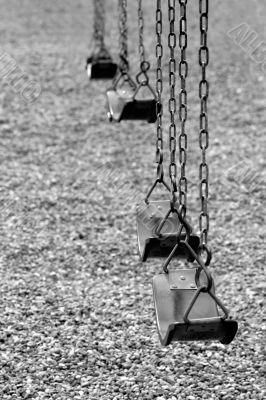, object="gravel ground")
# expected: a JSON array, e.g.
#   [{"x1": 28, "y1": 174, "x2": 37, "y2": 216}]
[{"x1": 0, "y1": 0, "x2": 265, "y2": 399}]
